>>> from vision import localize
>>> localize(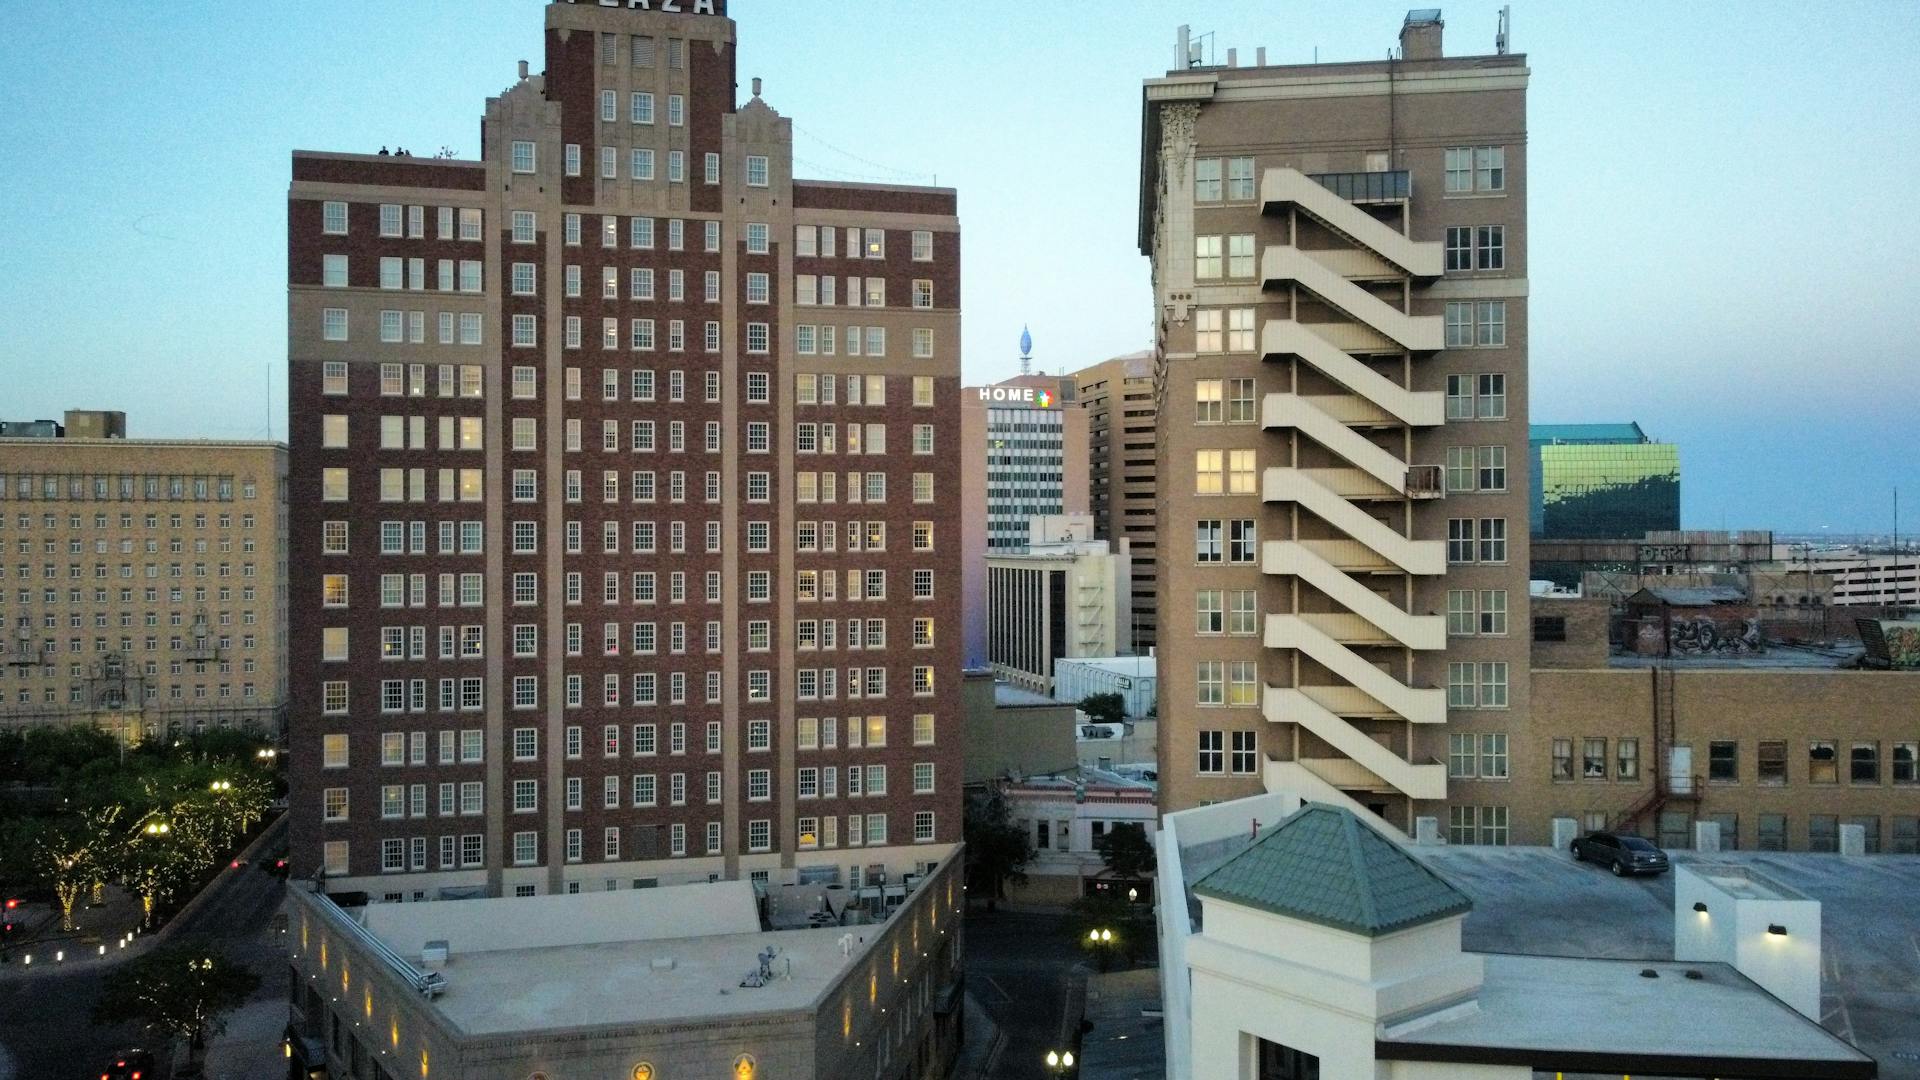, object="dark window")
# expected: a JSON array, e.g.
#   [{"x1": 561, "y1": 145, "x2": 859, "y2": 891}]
[
  {"x1": 1531, "y1": 616, "x2": 1567, "y2": 642},
  {"x1": 1258, "y1": 1039, "x2": 1321, "y2": 1080},
  {"x1": 1808, "y1": 814, "x2": 1839, "y2": 852},
  {"x1": 1757, "y1": 741, "x2": 1788, "y2": 785},
  {"x1": 1708, "y1": 741, "x2": 1738, "y2": 782},
  {"x1": 1757, "y1": 814, "x2": 1787, "y2": 851},
  {"x1": 1851, "y1": 742, "x2": 1879, "y2": 784}
]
